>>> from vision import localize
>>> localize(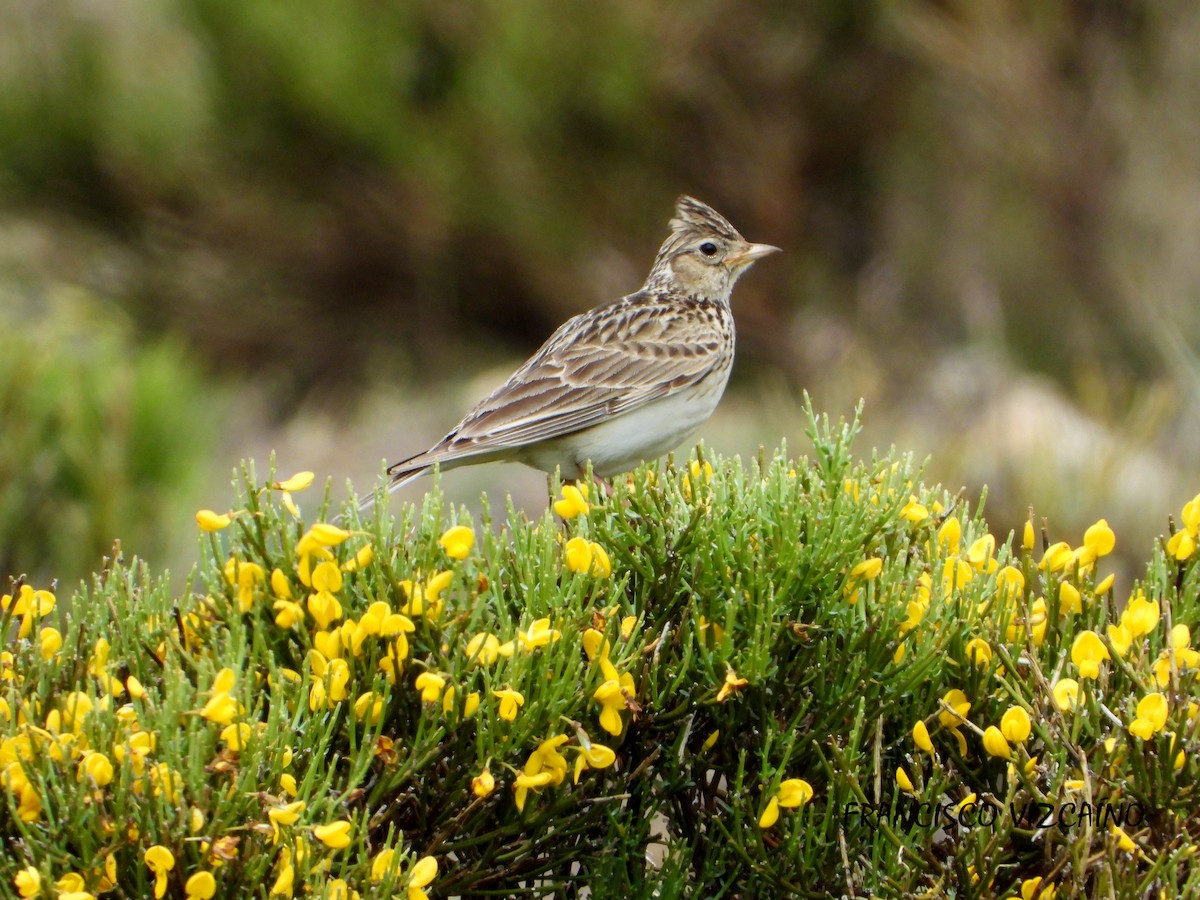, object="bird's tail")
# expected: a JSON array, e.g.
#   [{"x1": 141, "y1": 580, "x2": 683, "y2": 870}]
[{"x1": 353, "y1": 461, "x2": 433, "y2": 517}]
